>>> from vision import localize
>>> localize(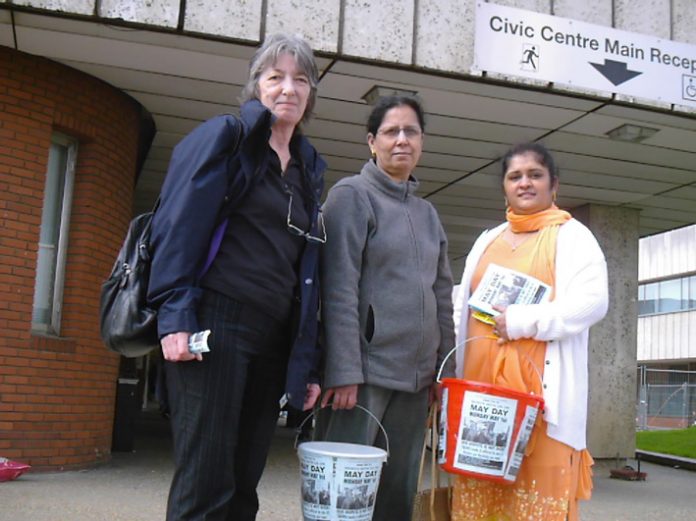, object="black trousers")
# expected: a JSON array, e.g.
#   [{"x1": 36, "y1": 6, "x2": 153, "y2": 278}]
[{"x1": 165, "y1": 291, "x2": 290, "y2": 521}]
